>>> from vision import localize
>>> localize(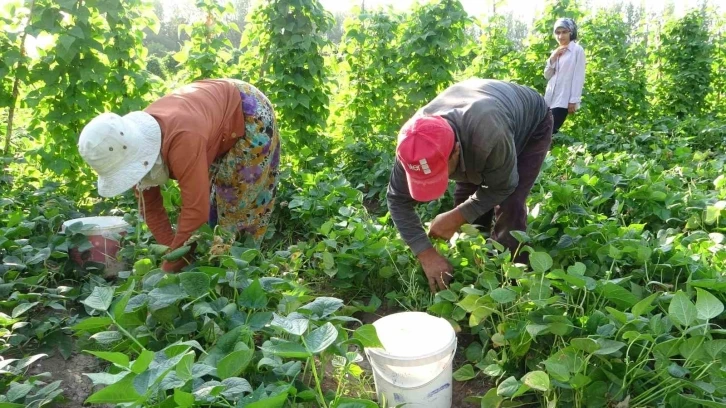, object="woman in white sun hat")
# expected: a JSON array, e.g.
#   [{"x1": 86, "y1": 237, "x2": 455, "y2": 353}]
[{"x1": 78, "y1": 79, "x2": 281, "y2": 272}]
